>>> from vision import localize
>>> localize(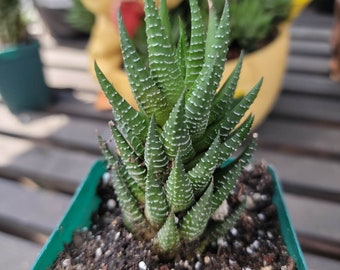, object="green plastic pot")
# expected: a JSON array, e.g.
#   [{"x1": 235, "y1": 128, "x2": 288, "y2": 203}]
[
  {"x1": 32, "y1": 160, "x2": 307, "y2": 269},
  {"x1": 0, "y1": 40, "x2": 50, "y2": 114}
]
